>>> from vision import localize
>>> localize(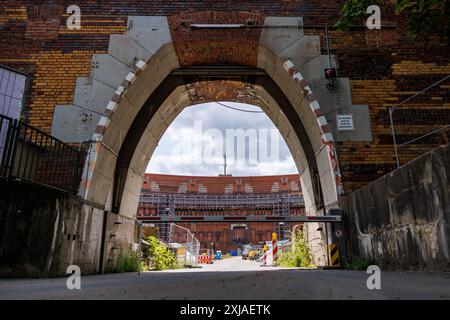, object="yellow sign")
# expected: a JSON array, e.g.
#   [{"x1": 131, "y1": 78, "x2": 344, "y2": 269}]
[
  {"x1": 272, "y1": 232, "x2": 277, "y2": 241},
  {"x1": 263, "y1": 245, "x2": 267, "y2": 252},
  {"x1": 329, "y1": 244, "x2": 340, "y2": 266}
]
